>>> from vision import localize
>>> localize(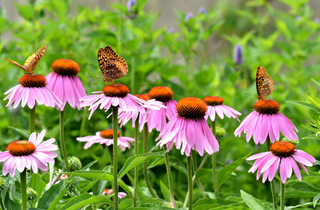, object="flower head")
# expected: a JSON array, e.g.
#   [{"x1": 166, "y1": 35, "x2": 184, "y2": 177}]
[
  {"x1": 167, "y1": 27, "x2": 175, "y2": 34},
  {"x1": 204, "y1": 96, "x2": 241, "y2": 122},
  {"x1": 0, "y1": 130, "x2": 58, "y2": 177},
  {"x1": 4, "y1": 74, "x2": 62, "y2": 109},
  {"x1": 233, "y1": 44, "x2": 243, "y2": 65},
  {"x1": 103, "y1": 189, "x2": 127, "y2": 198},
  {"x1": 118, "y1": 94, "x2": 166, "y2": 132},
  {"x1": 80, "y1": 83, "x2": 149, "y2": 120},
  {"x1": 185, "y1": 12, "x2": 193, "y2": 22},
  {"x1": 76, "y1": 129, "x2": 134, "y2": 151},
  {"x1": 199, "y1": 6, "x2": 206, "y2": 14},
  {"x1": 45, "y1": 59, "x2": 87, "y2": 111},
  {"x1": 127, "y1": 0, "x2": 136, "y2": 12},
  {"x1": 147, "y1": 86, "x2": 177, "y2": 132},
  {"x1": 234, "y1": 99, "x2": 298, "y2": 145},
  {"x1": 247, "y1": 141, "x2": 316, "y2": 183},
  {"x1": 156, "y1": 97, "x2": 219, "y2": 156}
]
